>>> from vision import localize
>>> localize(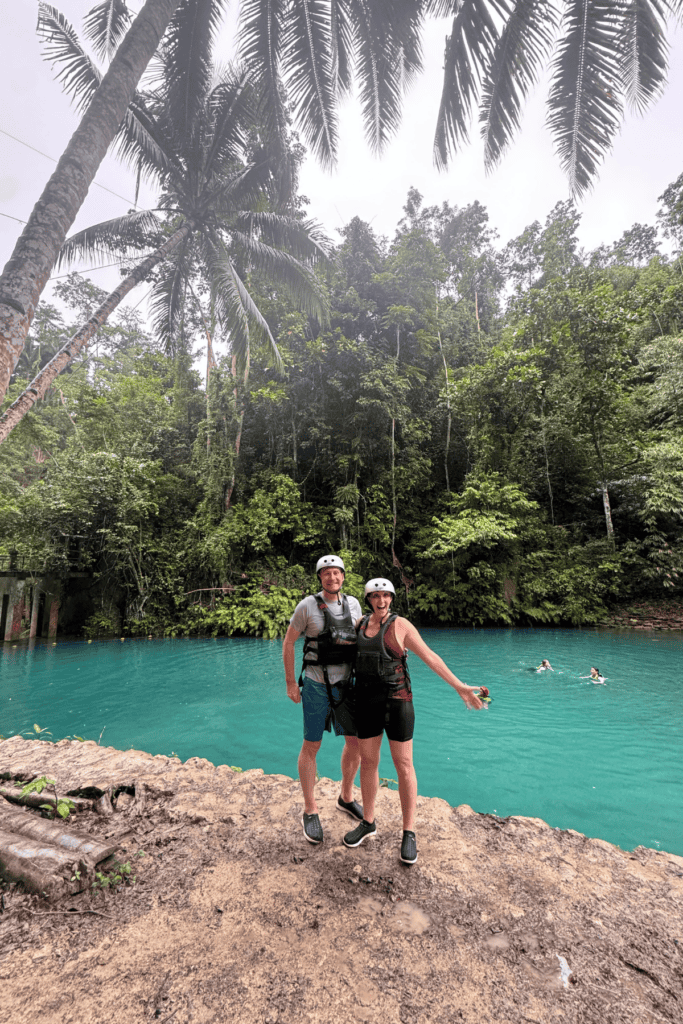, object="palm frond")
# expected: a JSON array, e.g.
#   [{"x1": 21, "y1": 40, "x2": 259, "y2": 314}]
[
  {"x1": 282, "y1": 0, "x2": 338, "y2": 168},
  {"x1": 377, "y1": 0, "x2": 424, "y2": 85},
  {"x1": 204, "y1": 233, "x2": 282, "y2": 372},
  {"x1": 346, "y1": 0, "x2": 423, "y2": 153},
  {"x1": 83, "y1": 0, "x2": 132, "y2": 61},
  {"x1": 230, "y1": 211, "x2": 333, "y2": 261},
  {"x1": 330, "y1": 0, "x2": 354, "y2": 94},
  {"x1": 37, "y1": 2, "x2": 102, "y2": 113},
  {"x1": 204, "y1": 70, "x2": 255, "y2": 178},
  {"x1": 149, "y1": 235, "x2": 195, "y2": 354},
  {"x1": 161, "y1": 0, "x2": 229, "y2": 147},
  {"x1": 620, "y1": 0, "x2": 669, "y2": 113},
  {"x1": 238, "y1": 1, "x2": 301, "y2": 203},
  {"x1": 480, "y1": 0, "x2": 559, "y2": 170},
  {"x1": 113, "y1": 93, "x2": 175, "y2": 184},
  {"x1": 56, "y1": 211, "x2": 162, "y2": 270},
  {"x1": 239, "y1": 0, "x2": 289, "y2": 141},
  {"x1": 198, "y1": 163, "x2": 263, "y2": 220},
  {"x1": 229, "y1": 232, "x2": 329, "y2": 324},
  {"x1": 547, "y1": 0, "x2": 624, "y2": 197},
  {"x1": 433, "y1": 0, "x2": 505, "y2": 169}
]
